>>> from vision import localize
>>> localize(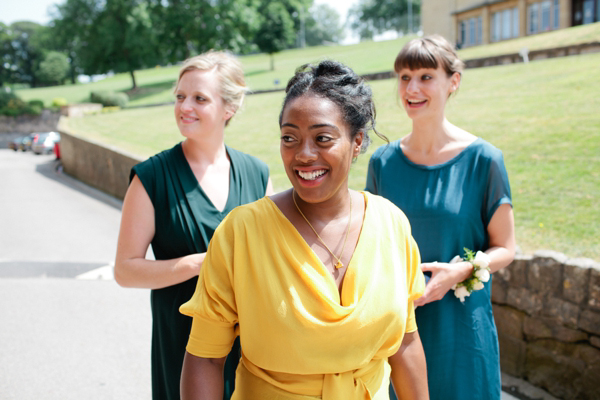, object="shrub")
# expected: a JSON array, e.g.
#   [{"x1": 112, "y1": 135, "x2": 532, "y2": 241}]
[
  {"x1": 90, "y1": 91, "x2": 129, "y2": 108},
  {"x1": 28, "y1": 99, "x2": 45, "y2": 109},
  {"x1": 52, "y1": 97, "x2": 68, "y2": 108}
]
